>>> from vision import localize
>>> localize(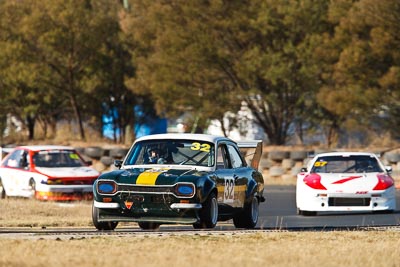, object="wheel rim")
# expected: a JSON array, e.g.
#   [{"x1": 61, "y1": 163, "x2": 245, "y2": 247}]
[
  {"x1": 210, "y1": 197, "x2": 218, "y2": 225},
  {"x1": 251, "y1": 196, "x2": 259, "y2": 223}
]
